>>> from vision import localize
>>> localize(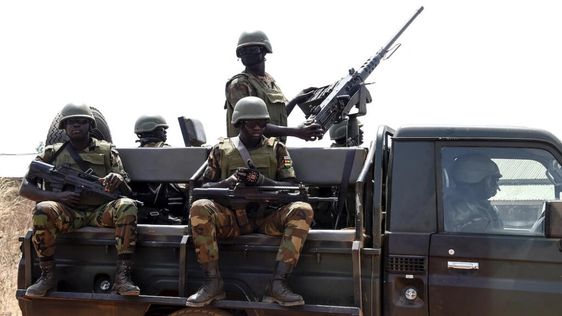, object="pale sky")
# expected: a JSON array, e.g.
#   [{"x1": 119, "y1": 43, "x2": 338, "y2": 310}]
[{"x1": 1, "y1": 0, "x2": 561, "y2": 176}]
